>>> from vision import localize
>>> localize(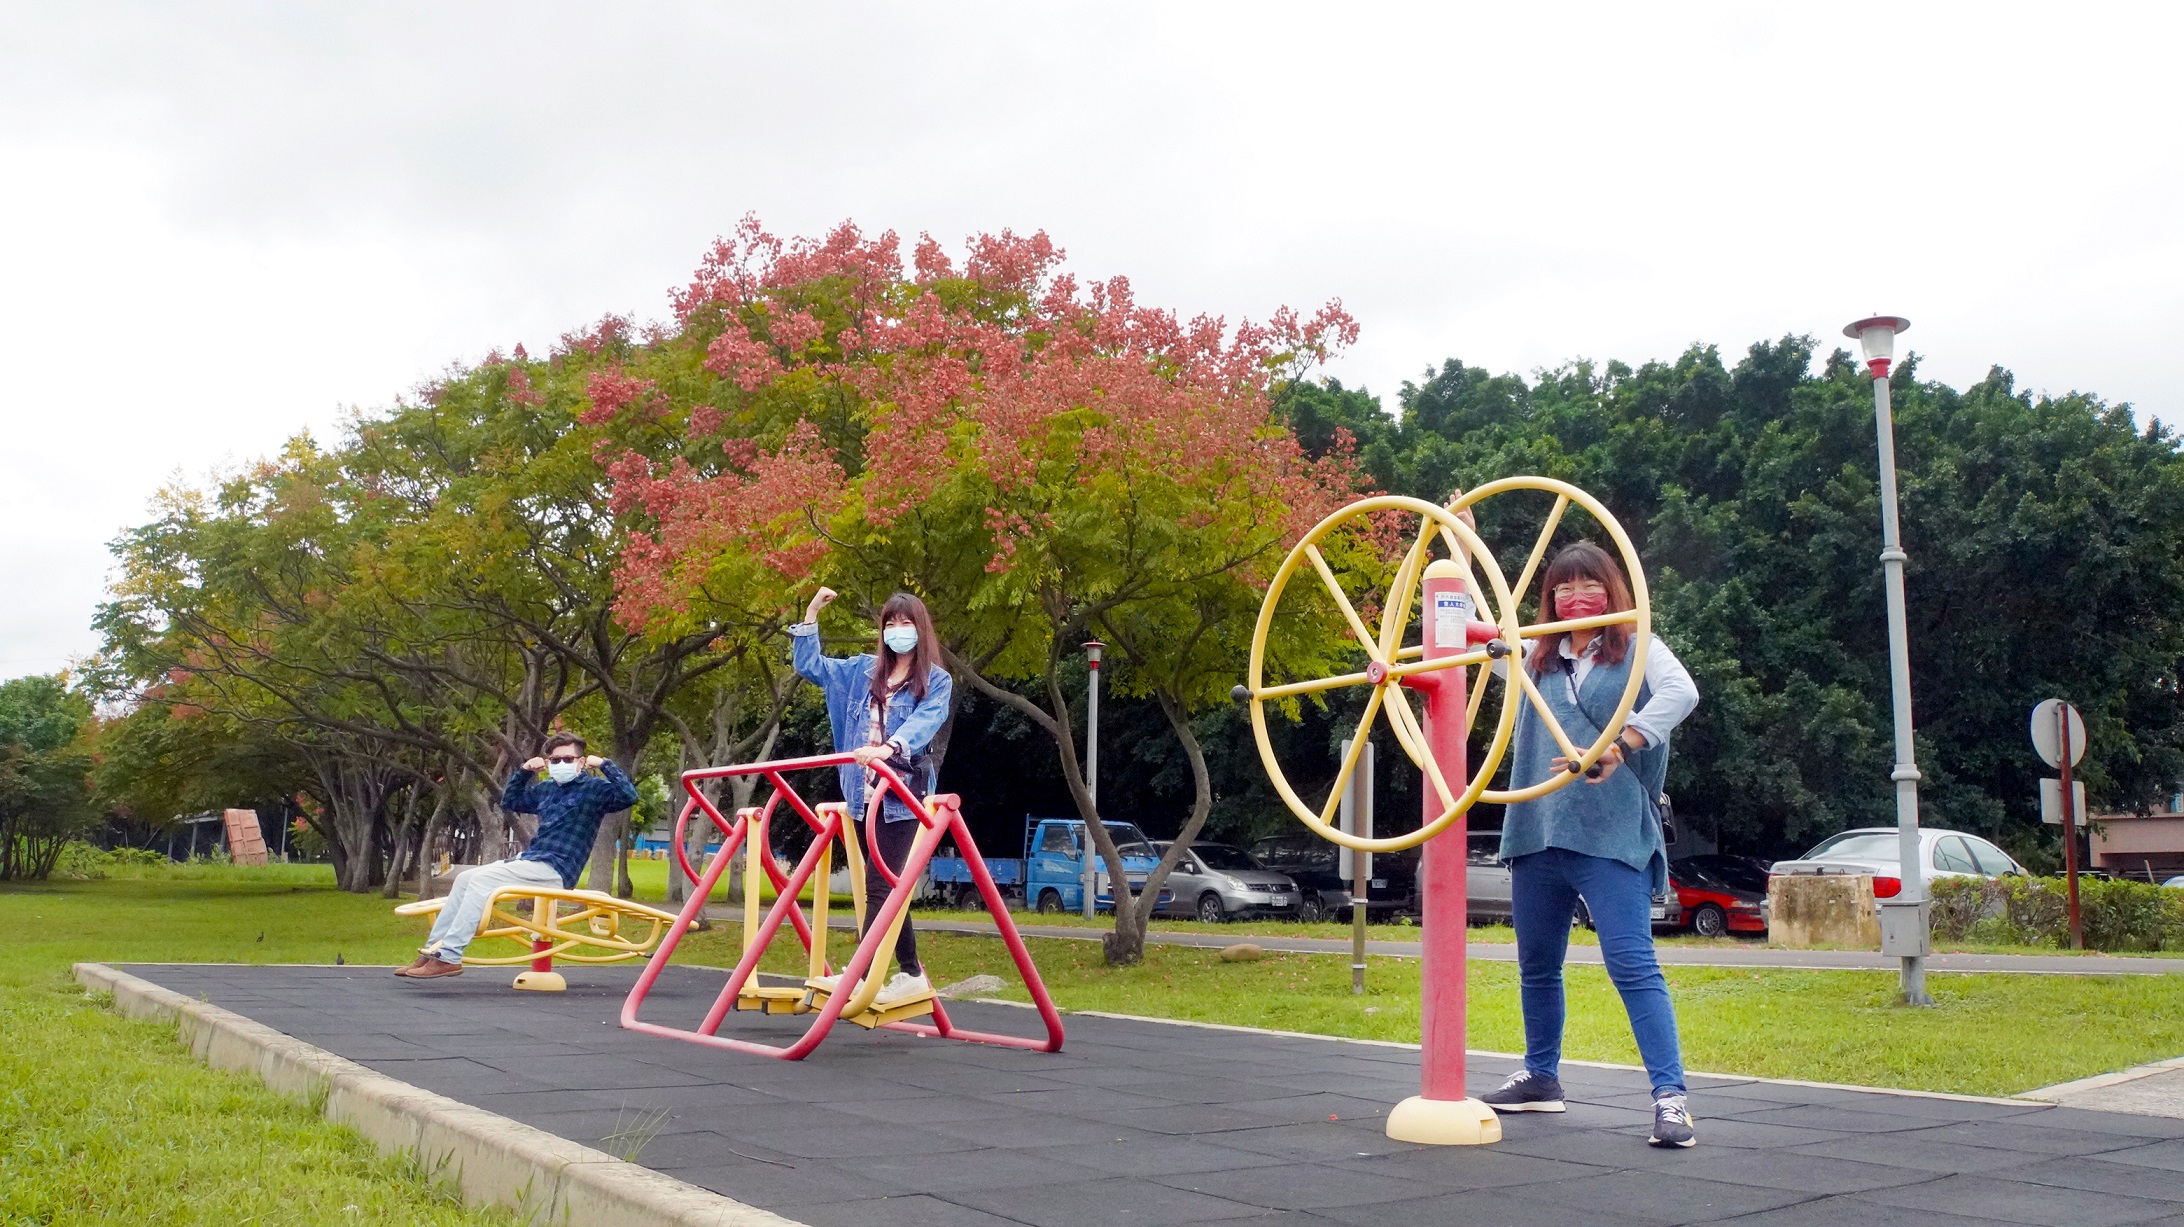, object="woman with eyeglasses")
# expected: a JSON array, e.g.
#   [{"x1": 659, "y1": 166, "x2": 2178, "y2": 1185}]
[
  {"x1": 1475, "y1": 539, "x2": 1702, "y2": 1149},
  {"x1": 790, "y1": 586, "x2": 953, "y2": 1009}
]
